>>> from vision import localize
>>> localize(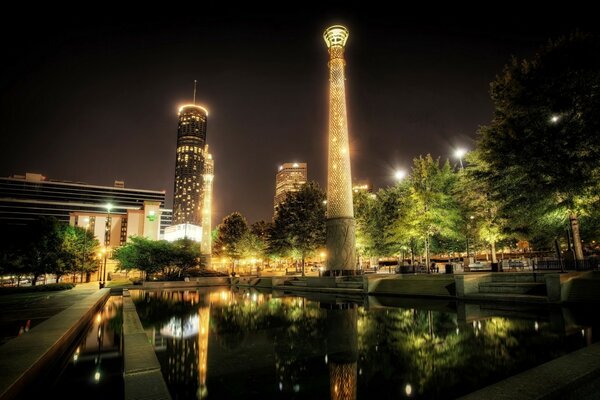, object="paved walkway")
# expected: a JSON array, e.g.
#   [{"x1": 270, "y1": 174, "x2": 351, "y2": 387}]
[
  {"x1": 0, "y1": 282, "x2": 100, "y2": 345},
  {"x1": 0, "y1": 283, "x2": 109, "y2": 400}
]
